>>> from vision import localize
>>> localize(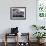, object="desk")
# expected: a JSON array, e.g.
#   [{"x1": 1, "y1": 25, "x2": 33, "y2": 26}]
[{"x1": 4, "y1": 33, "x2": 18, "y2": 46}]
